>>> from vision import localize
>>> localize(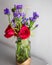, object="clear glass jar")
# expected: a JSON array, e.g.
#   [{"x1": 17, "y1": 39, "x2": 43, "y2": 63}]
[{"x1": 16, "y1": 39, "x2": 31, "y2": 65}]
